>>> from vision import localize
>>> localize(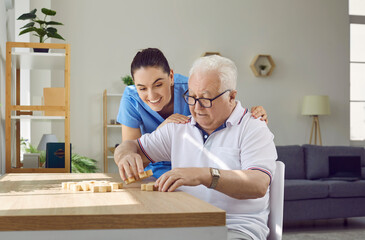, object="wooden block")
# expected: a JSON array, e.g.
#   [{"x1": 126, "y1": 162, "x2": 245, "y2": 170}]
[
  {"x1": 125, "y1": 177, "x2": 135, "y2": 184},
  {"x1": 110, "y1": 182, "x2": 123, "y2": 191},
  {"x1": 146, "y1": 170, "x2": 153, "y2": 177},
  {"x1": 67, "y1": 182, "x2": 77, "y2": 190},
  {"x1": 91, "y1": 185, "x2": 100, "y2": 193},
  {"x1": 139, "y1": 170, "x2": 154, "y2": 180},
  {"x1": 145, "y1": 183, "x2": 157, "y2": 191},
  {"x1": 141, "y1": 184, "x2": 146, "y2": 191},
  {"x1": 98, "y1": 185, "x2": 107, "y2": 193},
  {"x1": 139, "y1": 172, "x2": 148, "y2": 179},
  {"x1": 61, "y1": 182, "x2": 69, "y2": 189},
  {"x1": 70, "y1": 184, "x2": 81, "y2": 192},
  {"x1": 80, "y1": 183, "x2": 89, "y2": 191}
]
